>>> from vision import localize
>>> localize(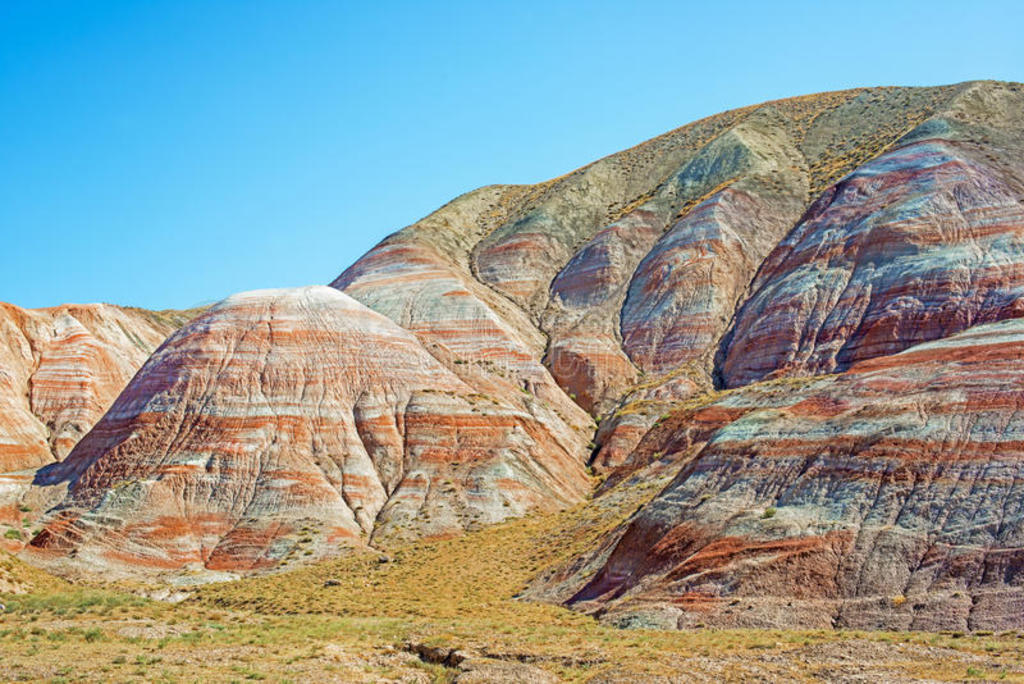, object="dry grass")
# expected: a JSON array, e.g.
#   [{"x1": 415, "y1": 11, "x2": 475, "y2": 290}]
[
  {"x1": 4, "y1": 482, "x2": 1024, "y2": 681},
  {"x1": 192, "y1": 475, "x2": 655, "y2": 622},
  {"x1": 3, "y1": 84, "x2": 1021, "y2": 682}
]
